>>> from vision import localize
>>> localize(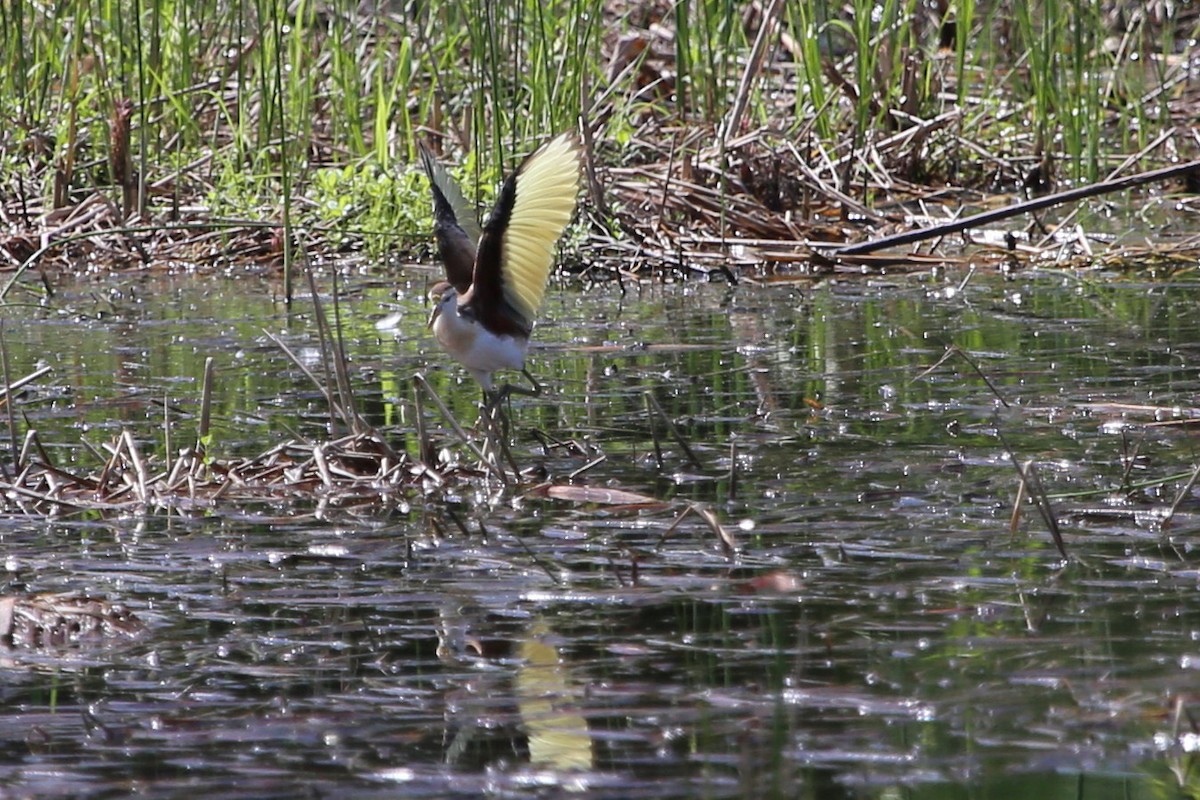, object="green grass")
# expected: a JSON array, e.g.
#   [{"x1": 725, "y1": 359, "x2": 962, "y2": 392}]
[{"x1": 0, "y1": 0, "x2": 1192, "y2": 271}]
